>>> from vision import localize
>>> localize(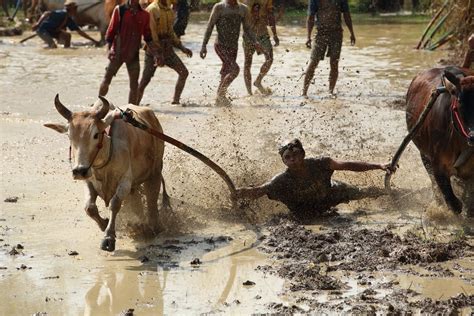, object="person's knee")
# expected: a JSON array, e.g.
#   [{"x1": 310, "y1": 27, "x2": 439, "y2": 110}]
[
  {"x1": 181, "y1": 67, "x2": 189, "y2": 80},
  {"x1": 232, "y1": 64, "x2": 240, "y2": 77}
]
